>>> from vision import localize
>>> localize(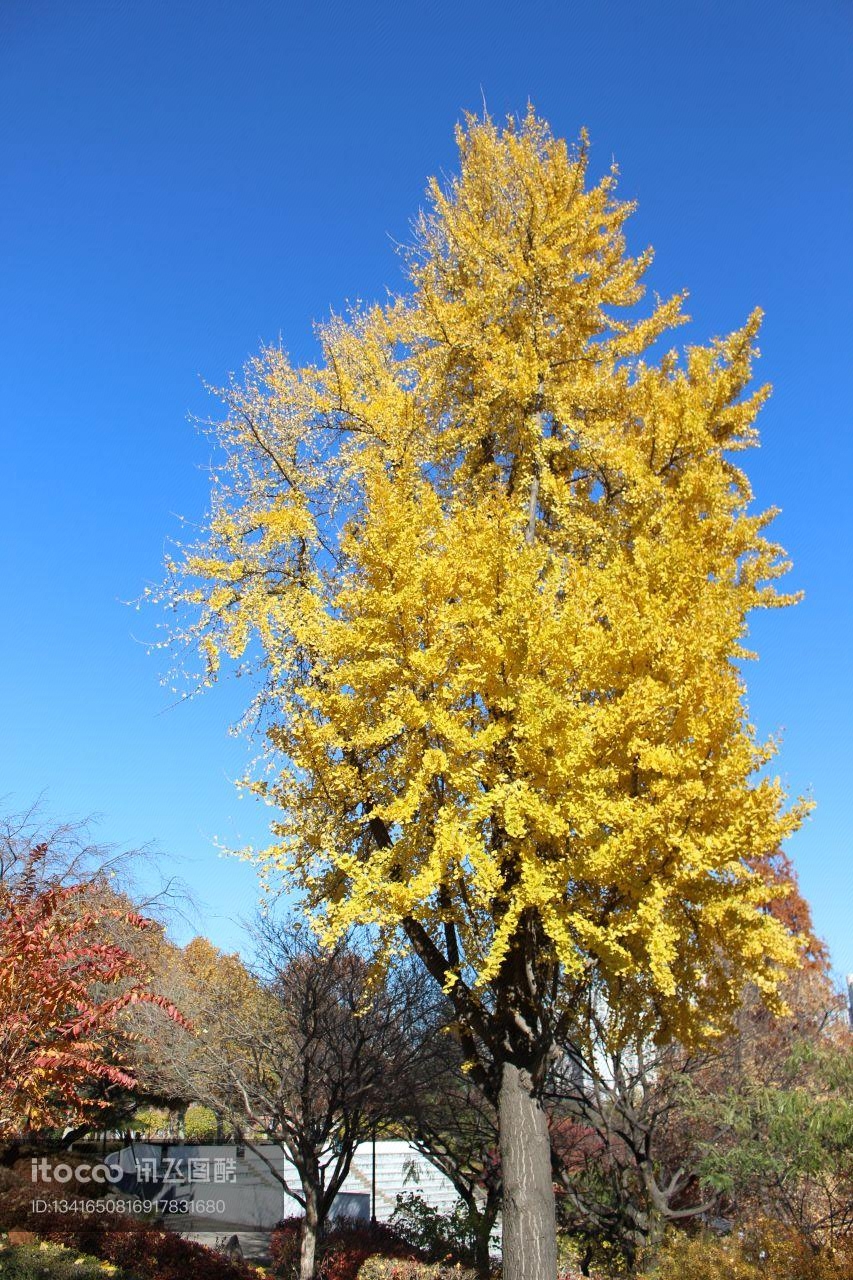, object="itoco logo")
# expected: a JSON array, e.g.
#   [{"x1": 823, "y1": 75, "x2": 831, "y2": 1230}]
[{"x1": 31, "y1": 1158, "x2": 123, "y2": 1185}]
